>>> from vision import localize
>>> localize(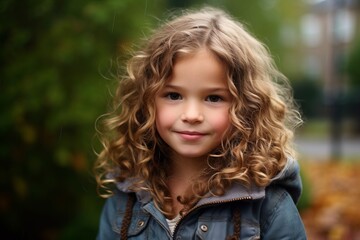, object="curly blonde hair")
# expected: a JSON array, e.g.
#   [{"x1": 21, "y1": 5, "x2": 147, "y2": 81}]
[{"x1": 94, "y1": 7, "x2": 302, "y2": 216}]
